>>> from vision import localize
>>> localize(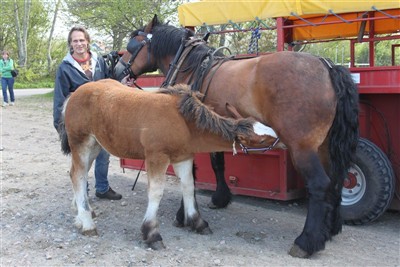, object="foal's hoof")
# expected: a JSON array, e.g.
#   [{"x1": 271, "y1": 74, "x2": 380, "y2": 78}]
[
  {"x1": 82, "y1": 228, "x2": 98, "y2": 236},
  {"x1": 147, "y1": 240, "x2": 166, "y2": 250},
  {"x1": 289, "y1": 244, "x2": 310, "y2": 258}
]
